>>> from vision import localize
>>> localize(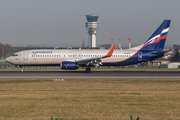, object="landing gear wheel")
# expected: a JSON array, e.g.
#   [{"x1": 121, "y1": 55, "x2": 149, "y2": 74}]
[
  {"x1": 86, "y1": 67, "x2": 91, "y2": 73},
  {"x1": 21, "y1": 69, "x2": 24, "y2": 72}
]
